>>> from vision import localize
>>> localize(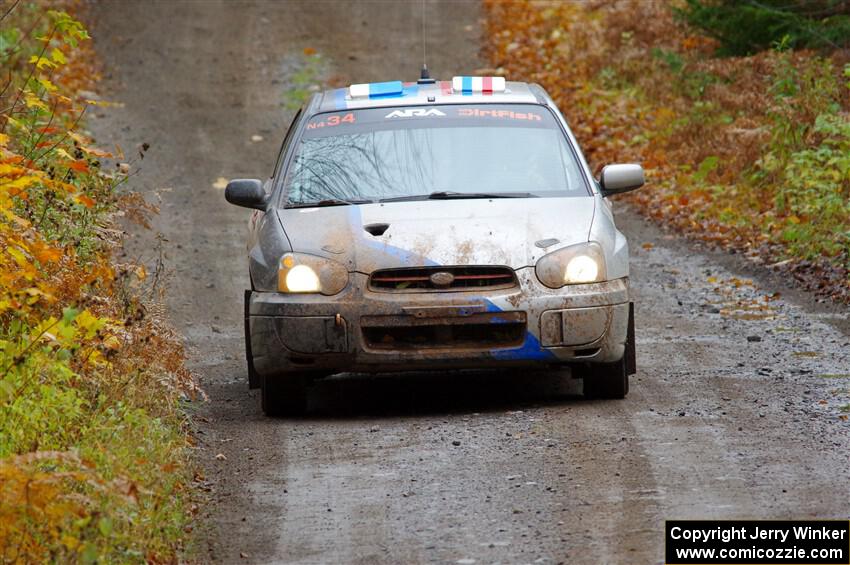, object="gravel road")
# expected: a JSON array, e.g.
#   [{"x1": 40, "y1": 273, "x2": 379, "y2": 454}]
[{"x1": 89, "y1": 1, "x2": 850, "y2": 563}]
